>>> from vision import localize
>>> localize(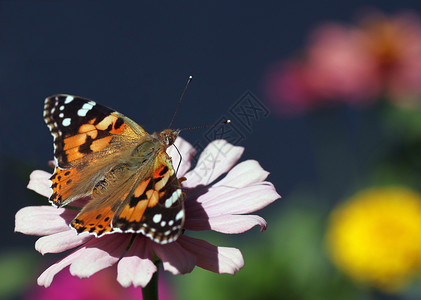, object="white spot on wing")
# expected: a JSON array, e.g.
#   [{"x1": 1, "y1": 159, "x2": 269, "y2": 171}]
[
  {"x1": 77, "y1": 109, "x2": 88, "y2": 117},
  {"x1": 165, "y1": 189, "x2": 182, "y2": 208},
  {"x1": 59, "y1": 113, "x2": 64, "y2": 118},
  {"x1": 160, "y1": 221, "x2": 166, "y2": 227},
  {"x1": 77, "y1": 103, "x2": 94, "y2": 117},
  {"x1": 64, "y1": 96, "x2": 74, "y2": 104},
  {"x1": 62, "y1": 118, "x2": 71, "y2": 127},
  {"x1": 175, "y1": 210, "x2": 184, "y2": 221},
  {"x1": 153, "y1": 214, "x2": 162, "y2": 223}
]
